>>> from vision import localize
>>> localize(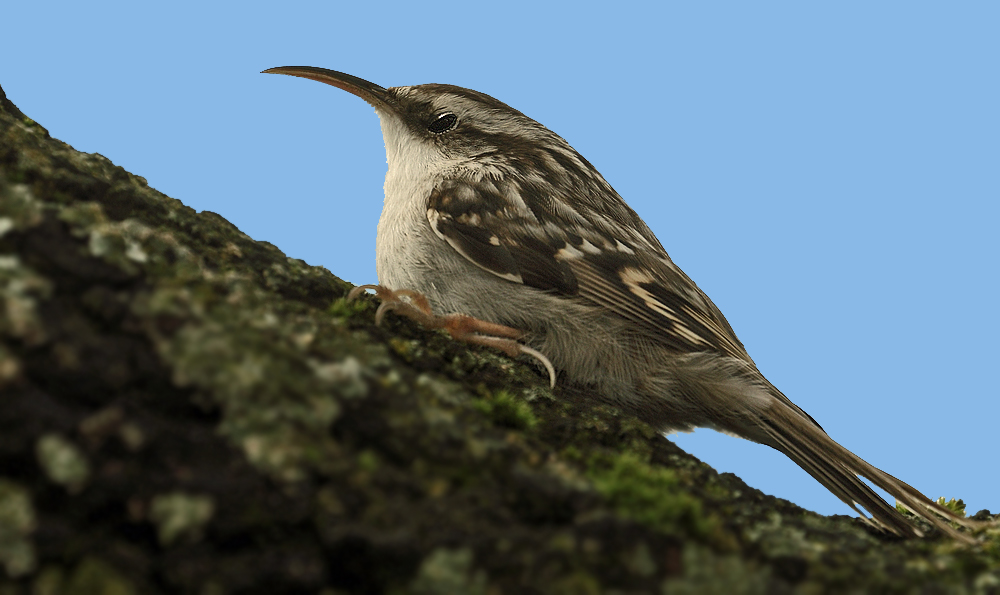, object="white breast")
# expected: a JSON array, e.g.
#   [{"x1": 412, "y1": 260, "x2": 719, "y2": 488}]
[{"x1": 374, "y1": 111, "x2": 453, "y2": 293}]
